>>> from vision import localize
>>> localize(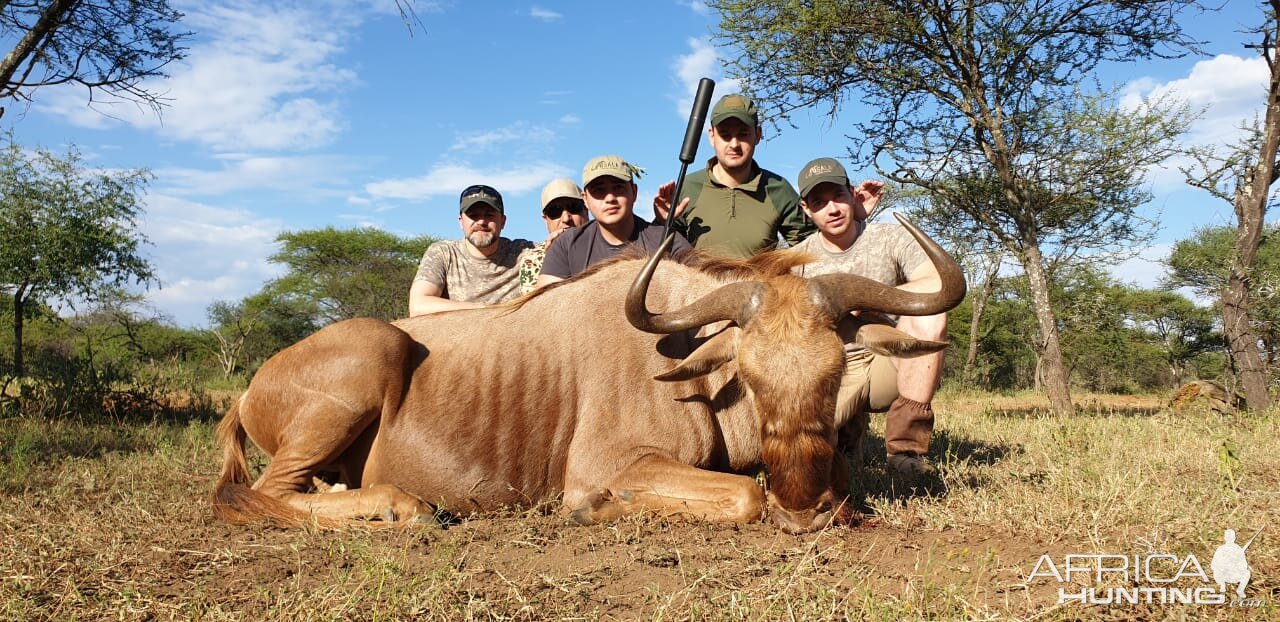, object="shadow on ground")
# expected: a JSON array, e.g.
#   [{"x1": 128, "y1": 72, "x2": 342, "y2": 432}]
[{"x1": 844, "y1": 428, "x2": 1018, "y2": 510}]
